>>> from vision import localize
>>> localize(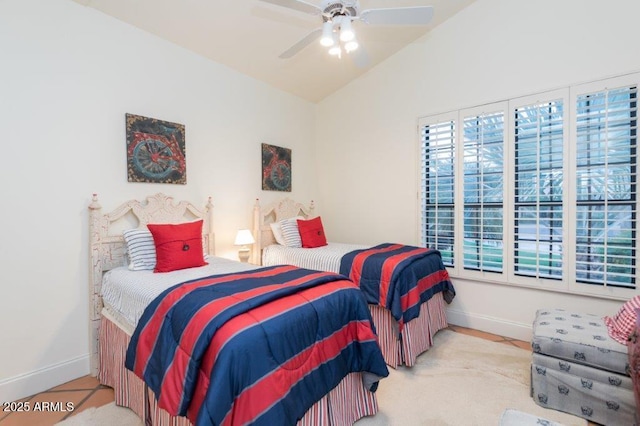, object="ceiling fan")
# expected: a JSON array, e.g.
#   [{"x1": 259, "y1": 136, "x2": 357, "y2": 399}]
[{"x1": 258, "y1": 0, "x2": 434, "y2": 63}]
